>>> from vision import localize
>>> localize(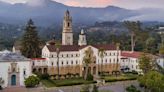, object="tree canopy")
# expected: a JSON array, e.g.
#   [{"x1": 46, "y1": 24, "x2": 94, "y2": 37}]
[{"x1": 21, "y1": 19, "x2": 41, "y2": 58}]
